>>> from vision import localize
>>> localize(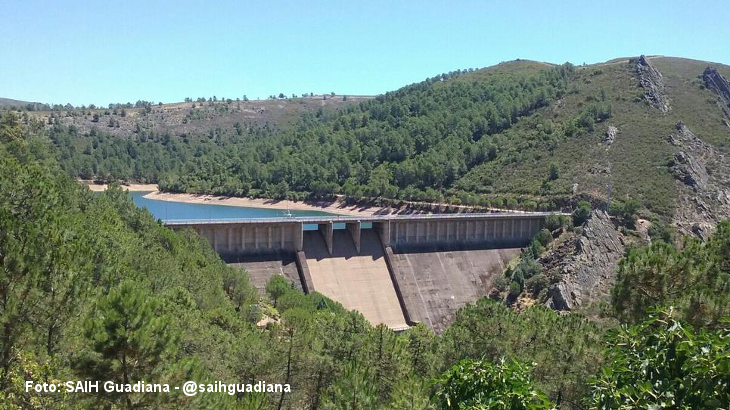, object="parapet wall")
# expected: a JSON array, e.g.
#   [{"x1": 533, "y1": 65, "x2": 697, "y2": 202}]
[
  {"x1": 167, "y1": 213, "x2": 550, "y2": 257},
  {"x1": 376, "y1": 215, "x2": 544, "y2": 250}
]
